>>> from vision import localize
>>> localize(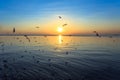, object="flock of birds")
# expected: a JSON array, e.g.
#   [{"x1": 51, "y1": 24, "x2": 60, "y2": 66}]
[
  {"x1": 11, "y1": 16, "x2": 68, "y2": 43},
  {"x1": 12, "y1": 16, "x2": 102, "y2": 42},
  {"x1": 58, "y1": 16, "x2": 68, "y2": 27},
  {"x1": 0, "y1": 16, "x2": 117, "y2": 80},
  {"x1": 58, "y1": 16, "x2": 102, "y2": 37}
]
